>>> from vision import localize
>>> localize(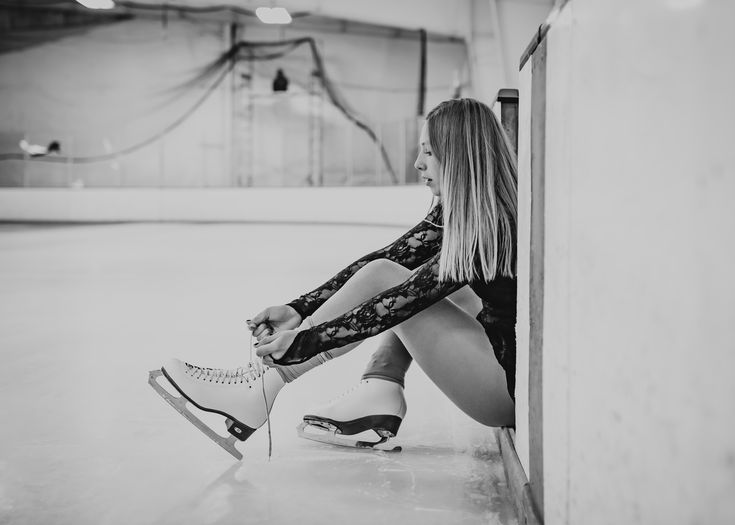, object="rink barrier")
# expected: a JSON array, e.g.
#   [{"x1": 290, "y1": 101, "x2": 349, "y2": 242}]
[
  {"x1": 497, "y1": 428, "x2": 543, "y2": 525},
  {"x1": 0, "y1": 186, "x2": 429, "y2": 226}
]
